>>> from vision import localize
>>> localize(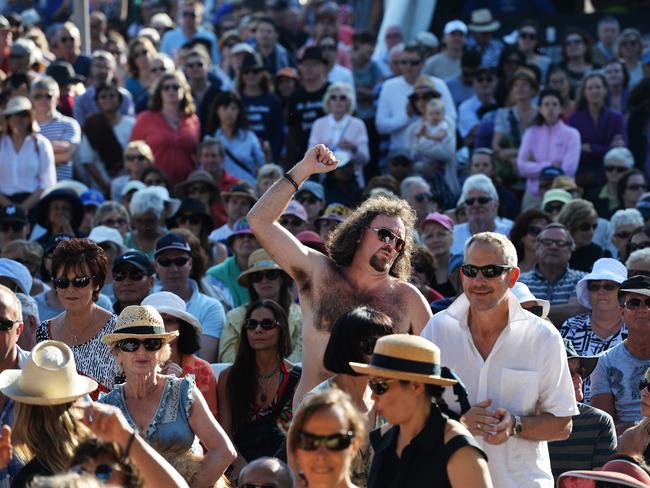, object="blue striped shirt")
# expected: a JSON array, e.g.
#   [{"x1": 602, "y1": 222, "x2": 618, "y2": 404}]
[
  {"x1": 519, "y1": 266, "x2": 586, "y2": 304},
  {"x1": 37, "y1": 112, "x2": 81, "y2": 182}
]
